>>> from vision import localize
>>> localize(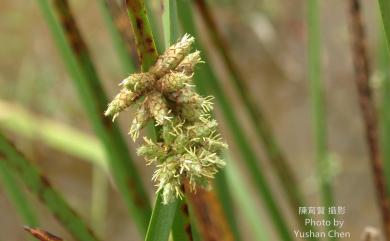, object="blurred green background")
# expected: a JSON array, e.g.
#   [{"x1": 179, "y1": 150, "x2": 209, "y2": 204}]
[{"x1": 0, "y1": 0, "x2": 385, "y2": 240}]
